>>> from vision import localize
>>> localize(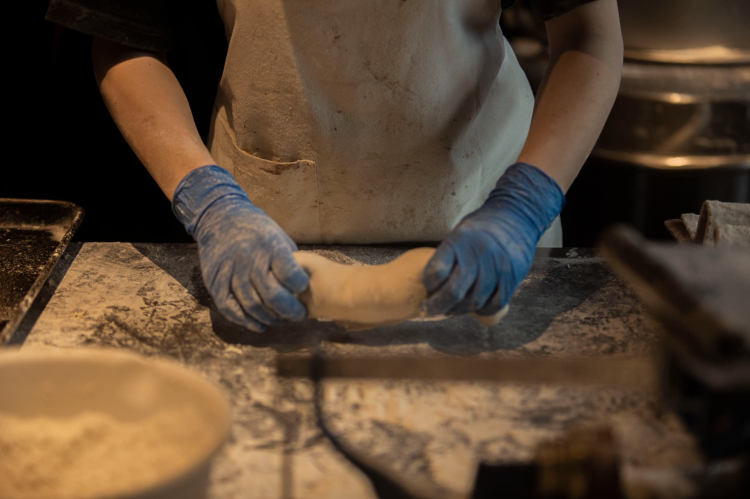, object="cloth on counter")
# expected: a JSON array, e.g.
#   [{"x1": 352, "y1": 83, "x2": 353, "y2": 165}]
[
  {"x1": 680, "y1": 213, "x2": 700, "y2": 241},
  {"x1": 664, "y1": 219, "x2": 692, "y2": 244},
  {"x1": 695, "y1": 201, "x2": 750, "y2": 247},
  {"x1": 665, "y1": 201, "x2": 750, "y2": 248},
  {"x1": 715, "y1": 225, "x2": 750, "y2": 247}
]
